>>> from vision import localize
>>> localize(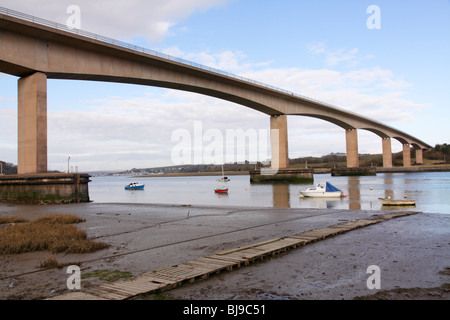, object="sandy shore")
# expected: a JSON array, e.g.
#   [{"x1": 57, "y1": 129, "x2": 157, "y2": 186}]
[{"x1": 0, "y1": 201, "x2": 448, "y2": 300}]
